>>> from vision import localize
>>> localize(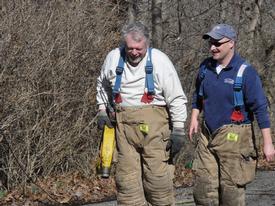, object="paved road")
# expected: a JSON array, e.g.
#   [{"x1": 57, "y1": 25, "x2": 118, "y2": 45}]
[
  {"x1": 86, "y1": 170, "x2": 275, "y2": 206},
  {"x1": 245, "y1": 170, "x2": 275, "y2": 206}
]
